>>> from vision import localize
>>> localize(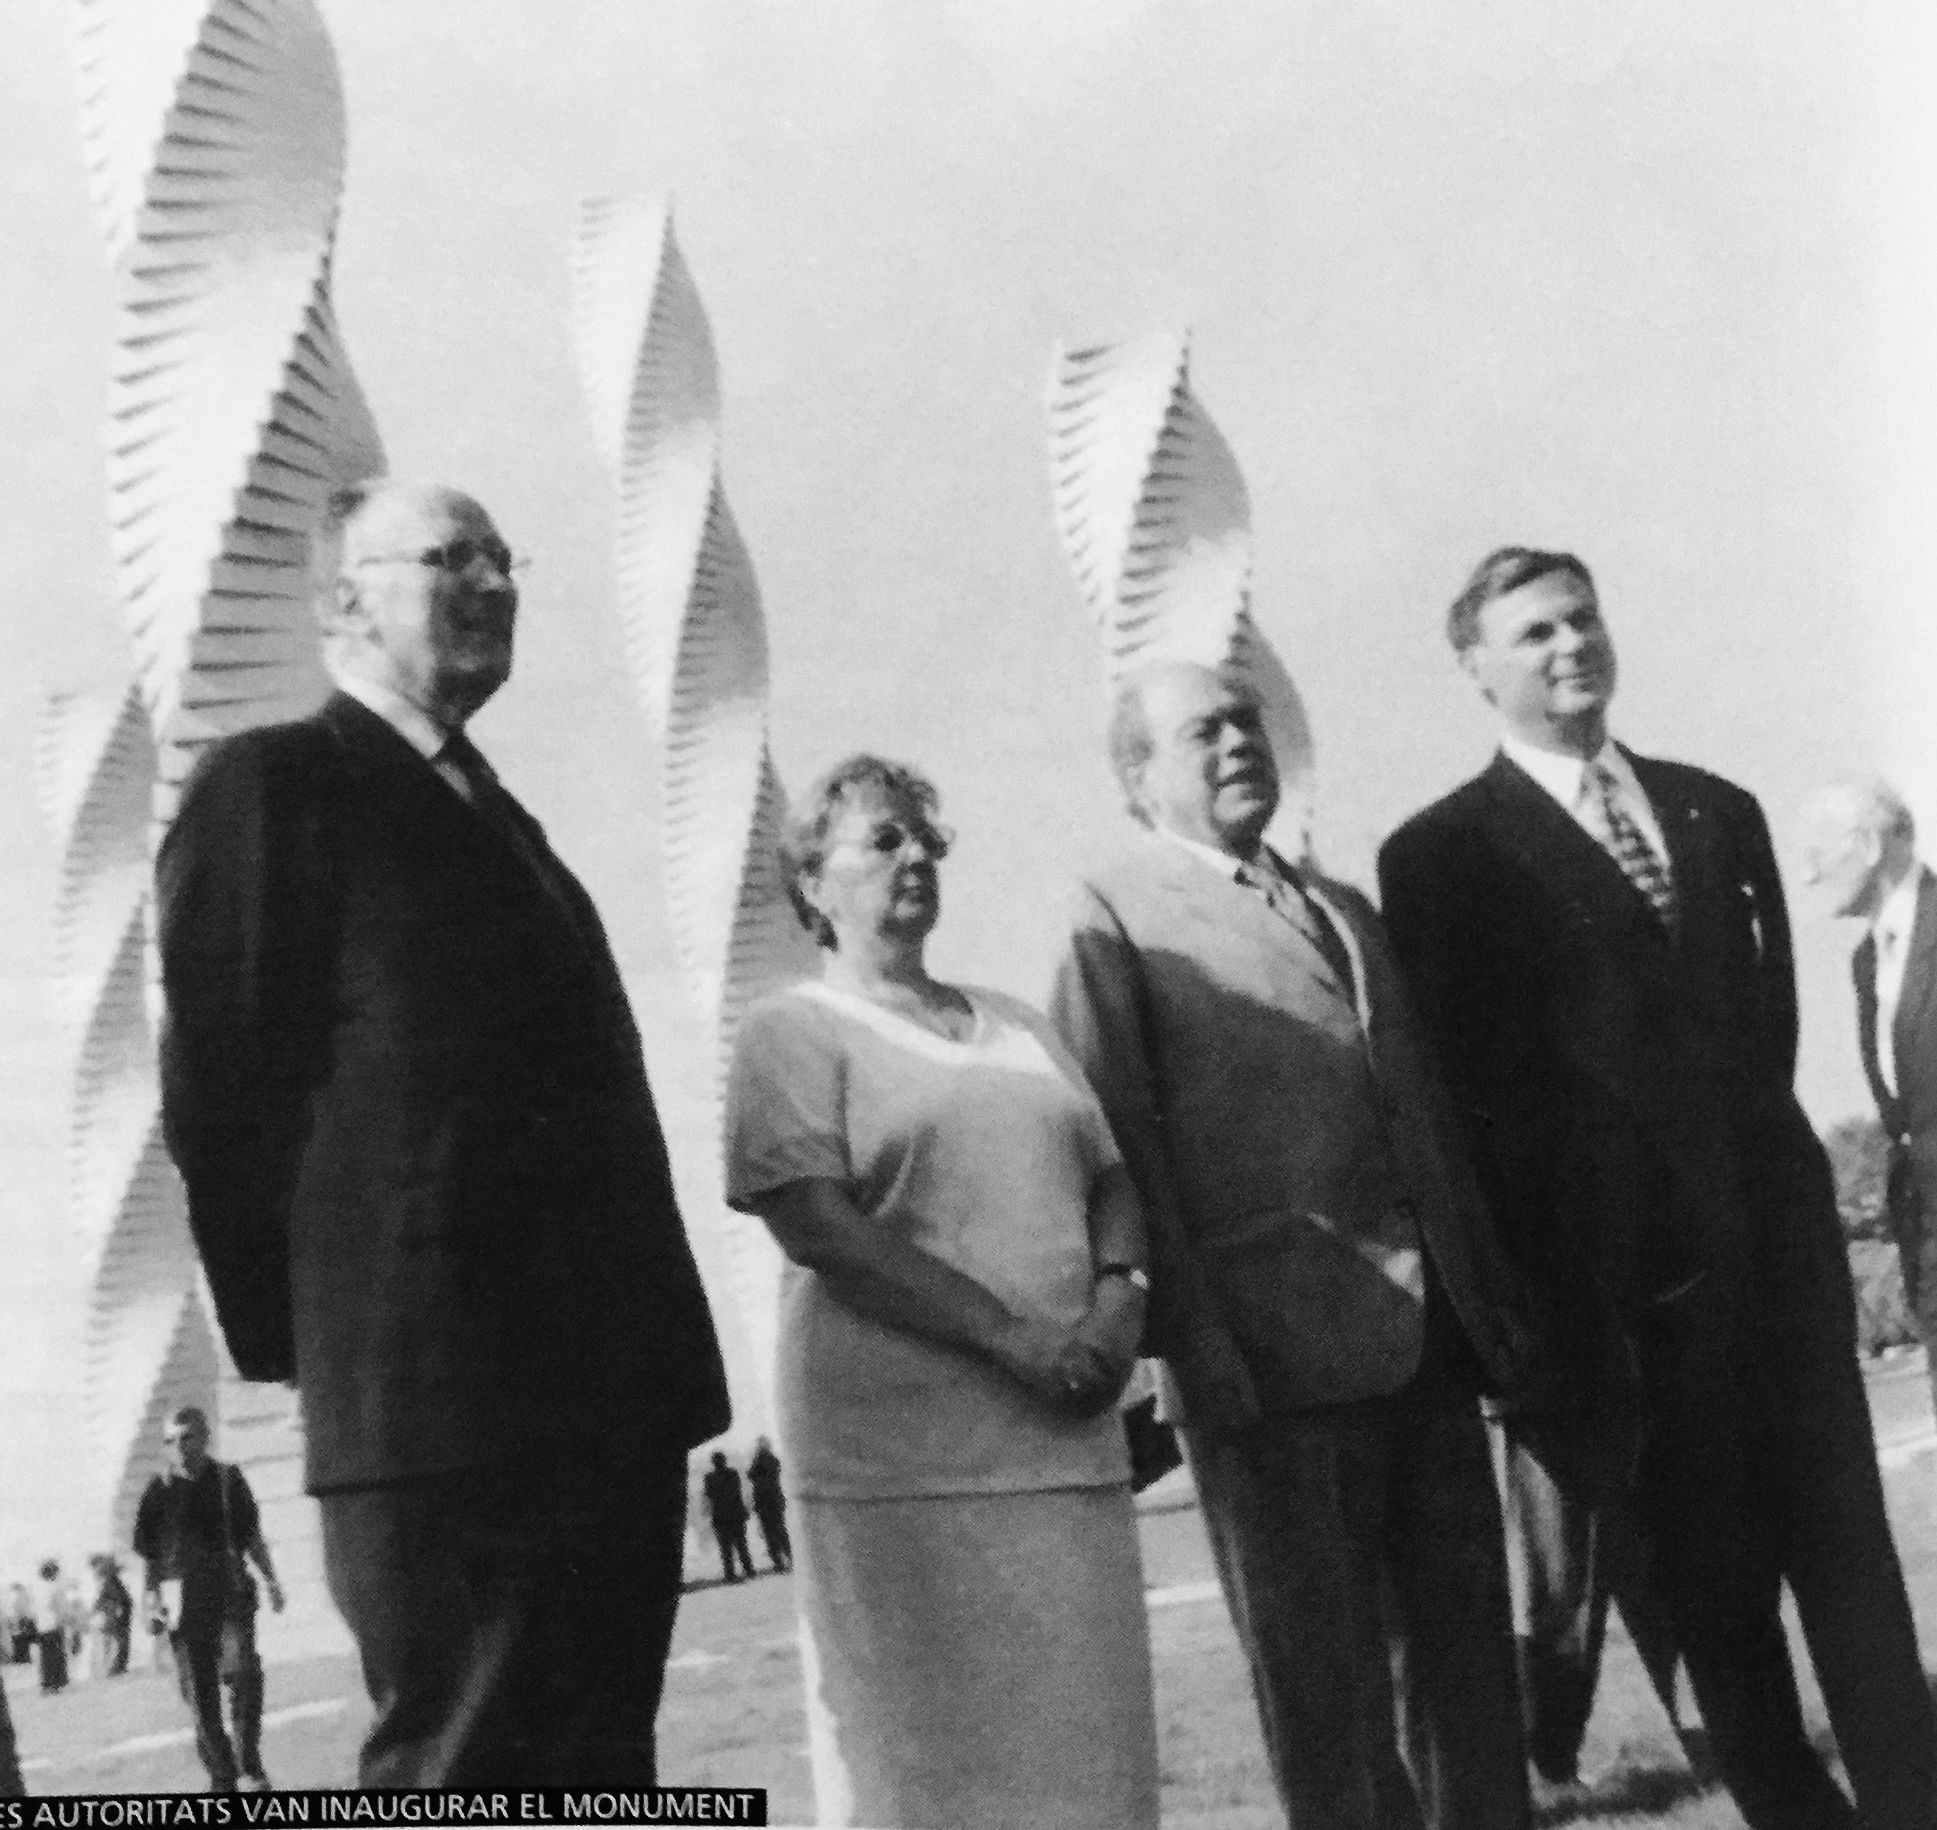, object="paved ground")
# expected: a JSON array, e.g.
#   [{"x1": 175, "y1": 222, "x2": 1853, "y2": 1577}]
[{"x1": 7, "y1": 1352, "x2": 1934, "y2": 1822}]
